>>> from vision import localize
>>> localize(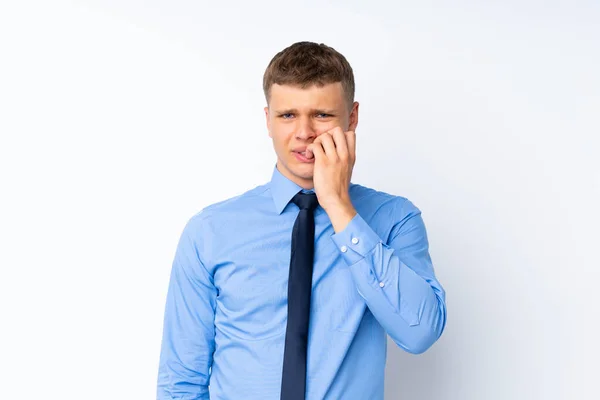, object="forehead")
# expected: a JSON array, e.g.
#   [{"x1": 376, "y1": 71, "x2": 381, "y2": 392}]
[{"x1": 269, "y1": 82, "x2": 345, "y2": 109}]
